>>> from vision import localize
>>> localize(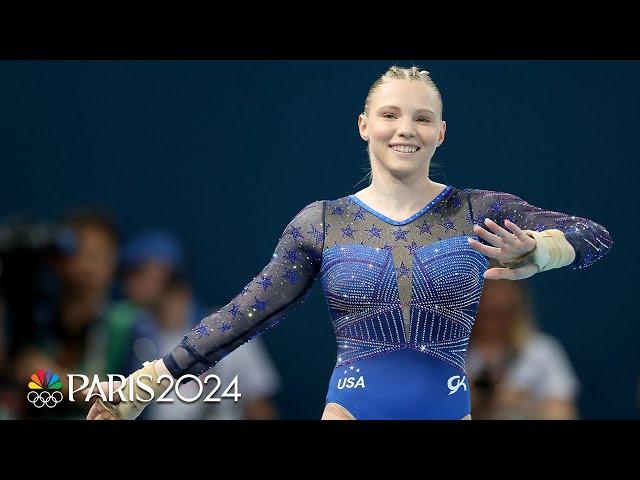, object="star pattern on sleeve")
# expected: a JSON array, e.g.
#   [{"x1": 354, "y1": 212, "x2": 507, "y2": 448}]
[
  {"x1": 490, "y1": 198, "x2": 505, "y2": 214},
  {"x1": 308, "y1": 224, "x2": 324, "y2": 245},
  {"x1": 165, "y1": 200, "x2": 326, "y2": 379},
  {"x1": 282, "y1": 268, "x2": 300, "y2": 284},
  {"x1": 193, "y1": 325, "x2": 209, "y2": 339},
  {"x1": 252, "y1": 297, "x2": 268, "y2": 312},
  {"x1": 218, "y1": 322, "x2": 233, "y2": 333},
  {"x1": 331, "y1": 205, "x2": 344, "y2": 216},
  {"x1": 284, "y1": 248, "x2": 299, "y2": 264},
  {"x1": 534, "y1": 222, "x2": 546, "y2": 232},
  {"x1": 256, "y1": 275, "x2": 273, "y2": 291},
  {"x1": 228, "y1": 303, "x2": 240, "y2": 318},
  {"x1": 286, "y1": 225, "x2": 304, "y2": 241}
]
